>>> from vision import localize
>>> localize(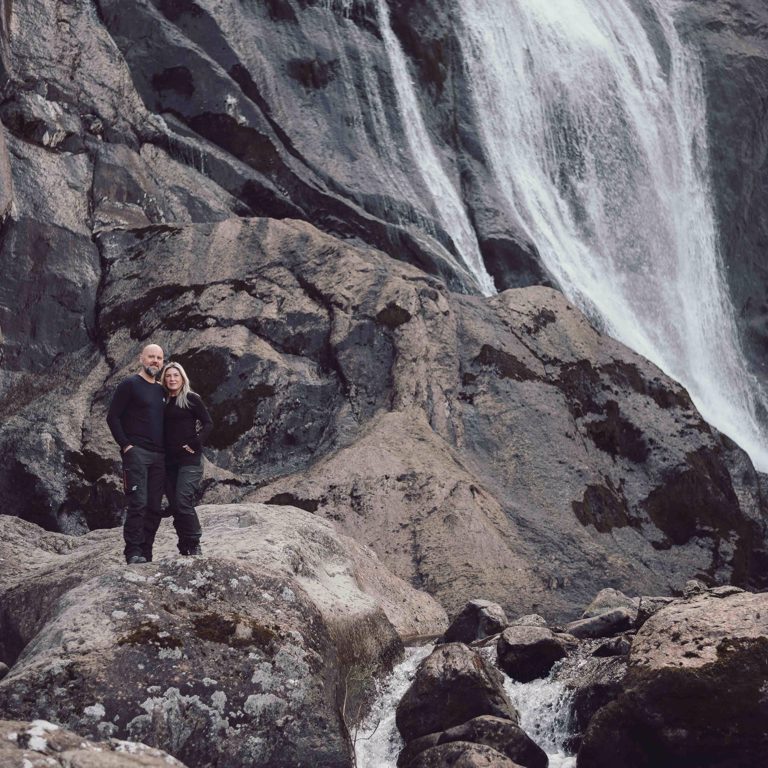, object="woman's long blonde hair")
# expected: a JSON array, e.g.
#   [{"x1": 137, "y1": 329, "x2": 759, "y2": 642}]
[{"x1": 162, "y1": 362, "x2": 194, "y2": 409}]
